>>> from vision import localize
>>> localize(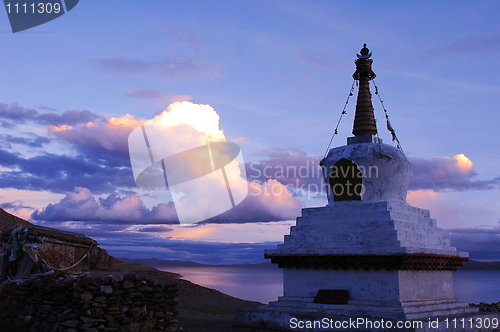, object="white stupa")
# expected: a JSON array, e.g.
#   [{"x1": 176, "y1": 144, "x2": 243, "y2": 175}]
[{"x1": 234, "y1": 45, "x2": 489, "y2": 331}]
